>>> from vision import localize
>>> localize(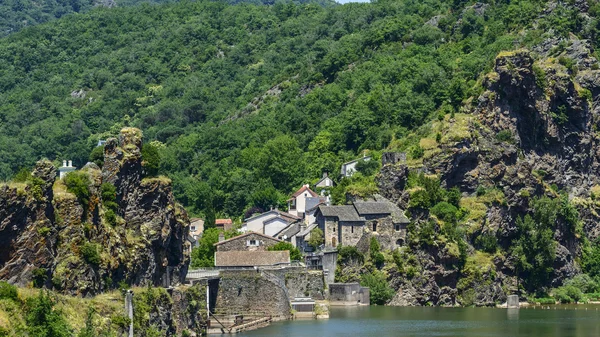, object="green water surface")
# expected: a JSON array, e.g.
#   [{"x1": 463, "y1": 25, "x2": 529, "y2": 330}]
[{"x1": 231, "y1": 305, "x2": 600, "y2": 337}]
